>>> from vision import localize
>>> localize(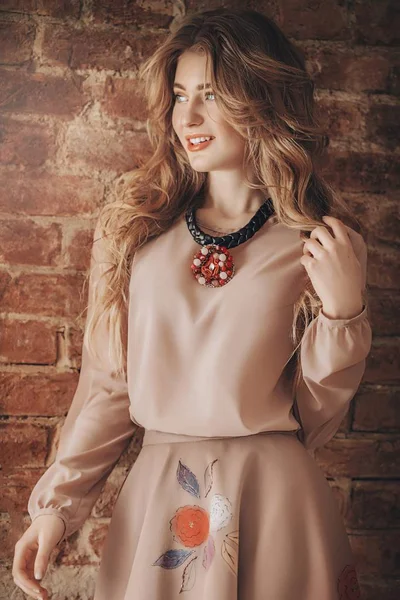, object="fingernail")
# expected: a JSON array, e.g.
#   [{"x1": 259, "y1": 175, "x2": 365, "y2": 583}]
[{"x1": 35, "y1": 570, "x2": 43, "y2": 580}]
